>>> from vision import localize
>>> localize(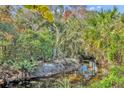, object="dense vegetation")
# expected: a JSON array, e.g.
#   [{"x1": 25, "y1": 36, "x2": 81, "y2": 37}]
[{"x1": 0, "y1": 5, "x2": 124, "y2": 88}]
